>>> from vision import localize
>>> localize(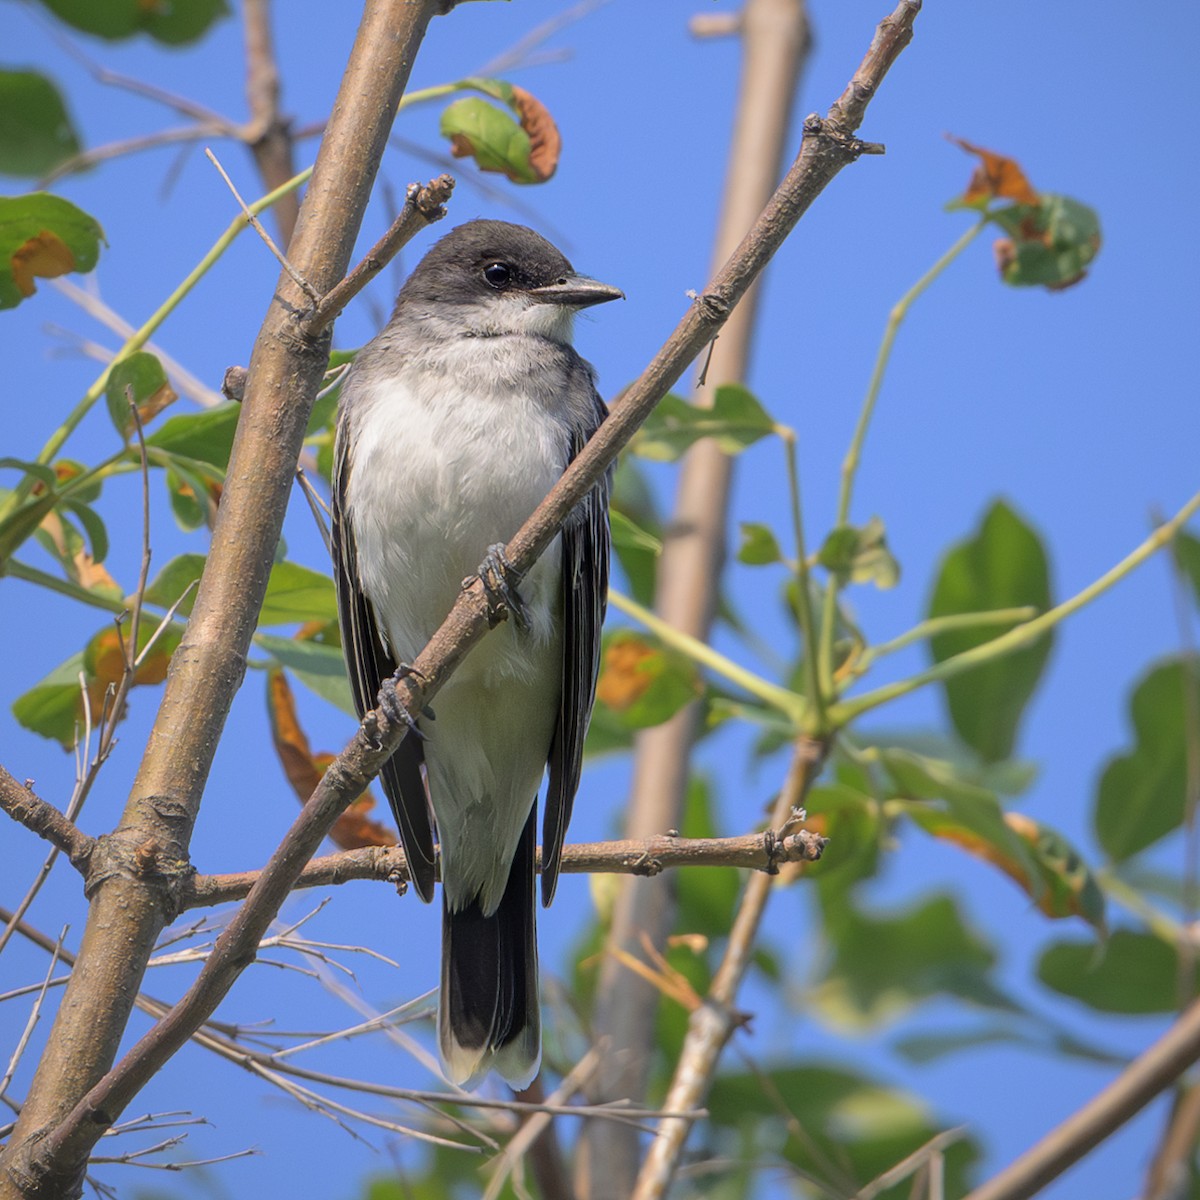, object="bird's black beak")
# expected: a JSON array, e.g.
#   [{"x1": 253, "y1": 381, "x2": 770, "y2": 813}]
[{"x1": 528, "y1": 274, "x2": 624, "y2": 309}]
